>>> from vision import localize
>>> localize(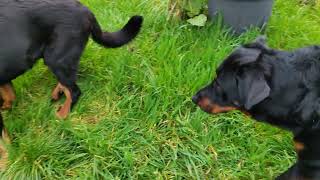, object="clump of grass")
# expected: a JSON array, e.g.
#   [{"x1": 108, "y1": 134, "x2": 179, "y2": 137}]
[{"x1": 1, "y1": 0, "x2": 320, "y2": 179}]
